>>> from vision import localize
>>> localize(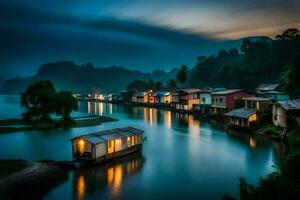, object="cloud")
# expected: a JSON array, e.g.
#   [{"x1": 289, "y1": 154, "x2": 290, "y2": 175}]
[{"x1": 0, "y1": 3, "x2": 237, "y2": 77}]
